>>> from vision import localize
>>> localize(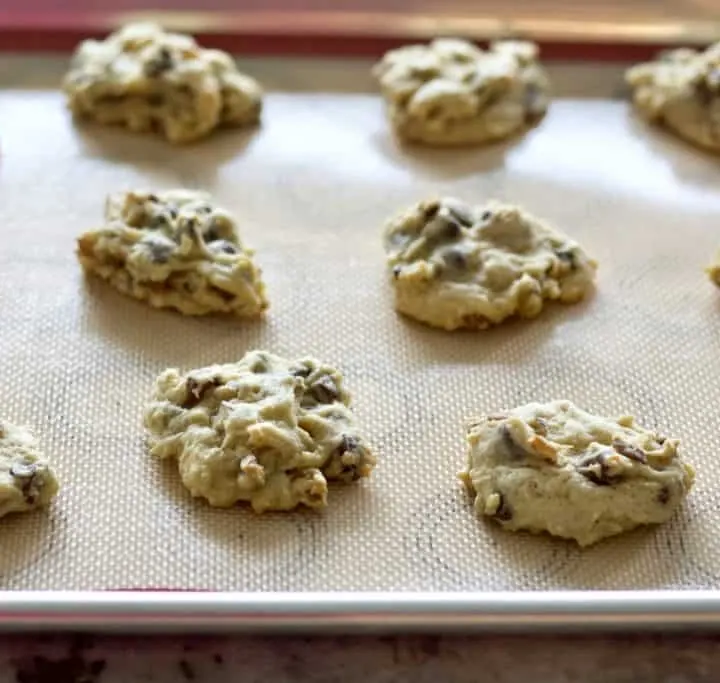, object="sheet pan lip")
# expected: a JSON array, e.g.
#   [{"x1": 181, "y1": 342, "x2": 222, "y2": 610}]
[{"x1": 1, "y1": 591, "x2": 720, "y2": 631}]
